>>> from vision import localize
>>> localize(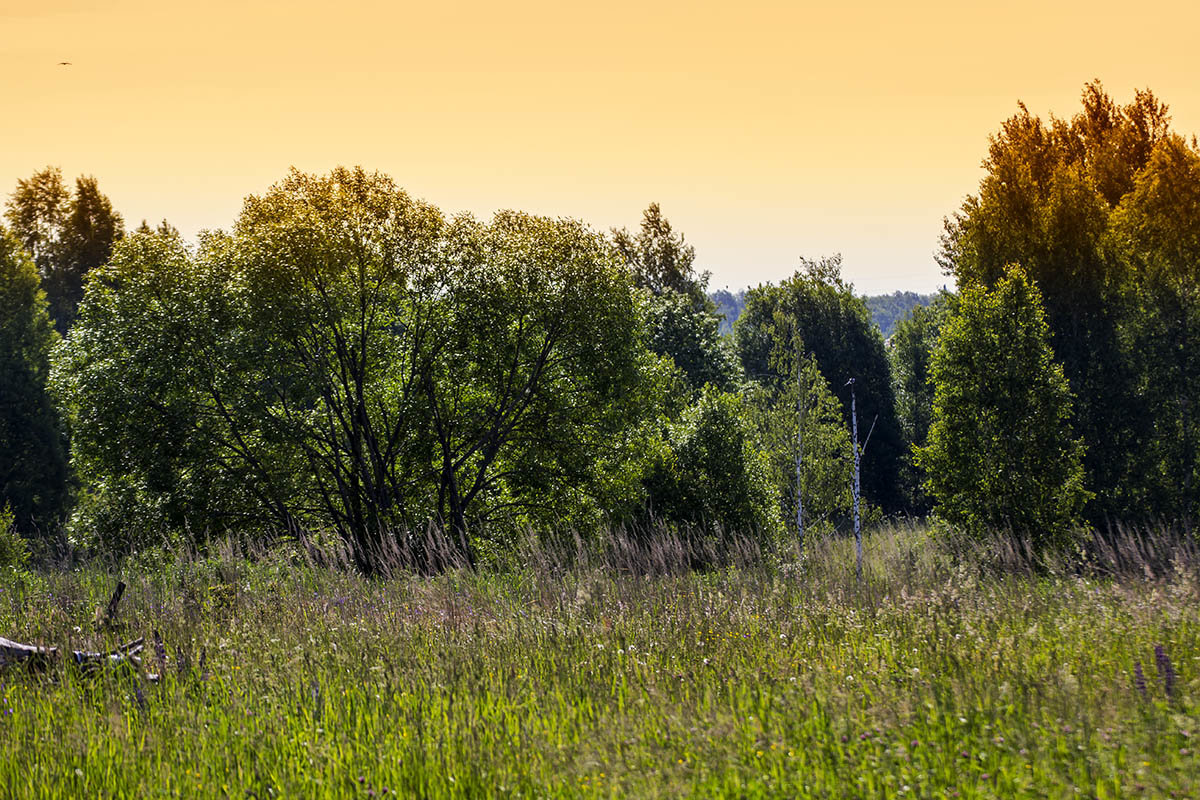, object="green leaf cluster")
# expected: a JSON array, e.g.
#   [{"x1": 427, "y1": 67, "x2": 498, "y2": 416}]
[
  {"x1": 0, "y1": 231, "x2": 68, "y2": 535},
  {"x1": 735, "y1": 256, "x2": 906, "y2": 511},
  {"x1": 745, "y1": 350, "x2": 854, "y2": 540},
  {"x1": 4, "y1": 168, "x2": 124, "y2": 332},
  {"x1": 888, "y1": 292, "x2": 959, "y2": 510},
  {"x1": 643, "y1": 386, "x2": 782, "y2": 543},
  {"x1": 53, "y1": 169, "x2": 664, "y2": 568},
  {"x1": 916, "y1": 267, "x2": 1089, "y2": 543},
  {"x1": 1111, "y1": 136, "x2": 1200, "y2": 530}
]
